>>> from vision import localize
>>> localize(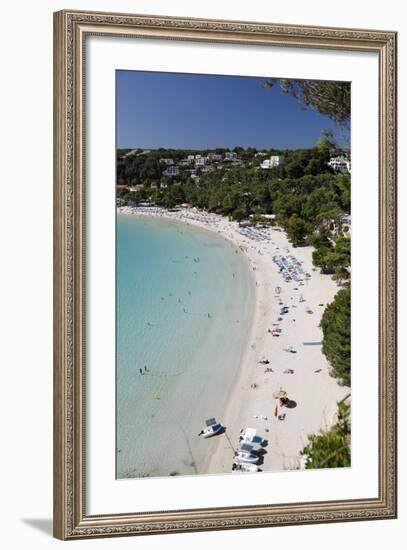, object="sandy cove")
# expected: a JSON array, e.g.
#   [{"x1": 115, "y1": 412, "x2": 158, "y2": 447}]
[{"x1": 118, "y1": 205, "x2": 350, "y2": 474}]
